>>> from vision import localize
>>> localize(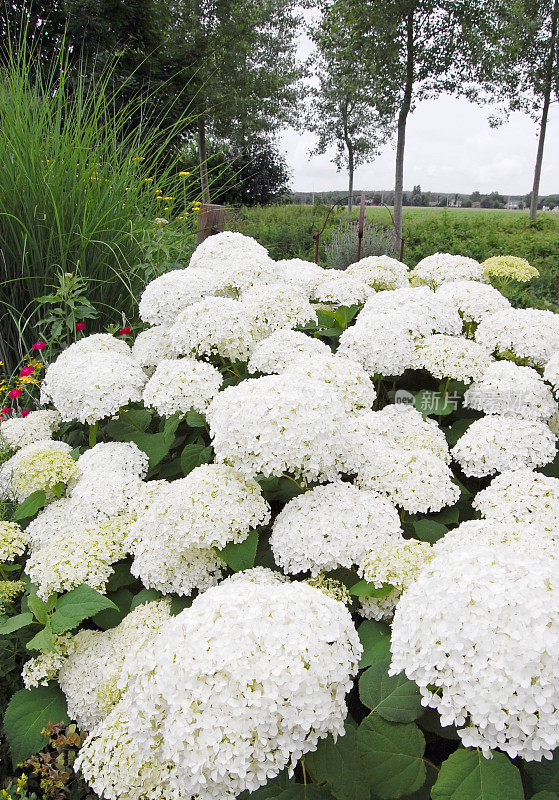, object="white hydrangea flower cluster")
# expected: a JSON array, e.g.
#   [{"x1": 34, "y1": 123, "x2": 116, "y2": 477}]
[
  {"x1": 22, "y1": 633, "x2": 74, "y2": 688},
  {"x1": 451, "y1": 415, "x2": 557, "y2": 477},
  {"x1": 76, "y1": 441, "x2": 149, "y2": 479},
  {"x1": 390, "y1": 541, "x2": 559, "y2": 760},
  {"x1": 413, "y1": 334, "x2": 492, "y2": 383},
  {"x1": 207, "y1": 374, "x2": 351, "y2": 482},
  {"x1": 26, "y1": 513, "x2": 134, "y2": 598},
  {"x1": 131, "y1": 325, "x2": 176, "y2": 370},
  {"x1": 360, "y1": 286, "x2": 463, "y2": 336},
  {"x1": 342, "y1": 408, "x2": 458, "y2": 513},
  {"x1": 0, "y1": 410, "x2": 61, "y2": 451},
  {"x1": 435, "y1": 280, "x2": 511, "y2": 324},
  {"x1": 337, "y1": 313, "x2": 421, "y2": 377},
  {"x1": 139, "y1": 268, "x2": 222, "y2": 327},
  {"x1": 240, "y1": 283, "x2": 317, "y2": 337},
  {"x1": 473, "y1": 469, "x2": 559, "y2": 532},
  {"x1": 76, "y1": 577, "x2": 361, "y2": 800},
  {"x1": 189, "y1": 232, "x2": 276, "y2": 294},
  {"x1": 0, "y1": 440, "x2": 76, "y2": 501},
  {"x1": 284, "y1": 354, "x2": 376, "y2": 412},
  {"x1": 270, "y1": 482, "x2": 402, "y2": 576},
  {"x1": 169, "y1": 297, "x2": 258, "y2": 362},
  {"x1": 358, "y1": 539, "x2": 434, "y2": 621},
  {"x1": 409, "y1": 252, "x2": 485, "y2": 288},
  {"x1": 248, "y1": 329, "x2": 331, "y2": 374},
  {"x1": 58, "y1": 600, "x2": 172, "y2": 729},
  {"x1": 345, "y1": 255, "x2": 410, "y2": 290},
  {"x1": 0, "y1": 520, "x2": 28, "y2": 562},
  {"x1": 274, "y1": 258, "x2": 325, "y2": 295},
  {"x1": 476, "y1": 308, "x2": 559, "y2": 367},
  {"x1": 464, "y1": 361, "x2": 557, "y2": 420},
  {"x1": 41, "y1": 336, "x2": 147, "y2": 424},
  {"x1": 142, "y1": 358, "x2": 222, "y2": 417},
  {"x1": 126, "y1": 464, "x2": 270, "y2": 595},
  {"x1": 433, "y1": 519, "x2": 559, "y2": 559},
  {"x1": 312, "y1": 269, "x2": 371, "y2": 306}
]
